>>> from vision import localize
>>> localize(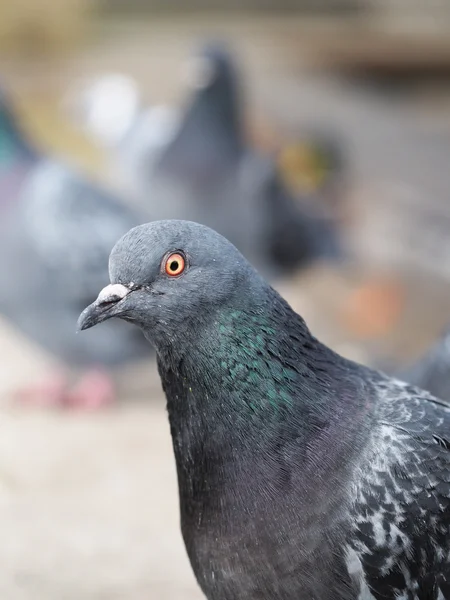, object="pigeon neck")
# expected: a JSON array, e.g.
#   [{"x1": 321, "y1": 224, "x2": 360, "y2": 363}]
[
  {"x1": 156, "y1": 88, "x2": 243, "y2": 179},
  {"x1": 158, "y1": 285, "x2": 367, "y2": 498}
]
